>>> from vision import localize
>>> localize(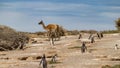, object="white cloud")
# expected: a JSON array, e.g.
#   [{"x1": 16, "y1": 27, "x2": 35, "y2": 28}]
[
  {"x1": 100, "y1": 12, "x2": 120, "y2": 18},
  {"x1": 0, "y1": 11, "x2": 24, "y2": 24},
  {"x1": 0, "y1": 1, "x2": 118, "y2": 32},
  {"x1": 0, "y1": 11, "x2": 41, "y2": 32},
  {"x1": 34, "y1": 2, "x2": 91, "y2": 11},
  {"x1": 109, "y1": 6, "x2": 120, "y2": 10},
  {"x1": 1, "y1": 1, "x2": 92, "y2": 15}
]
